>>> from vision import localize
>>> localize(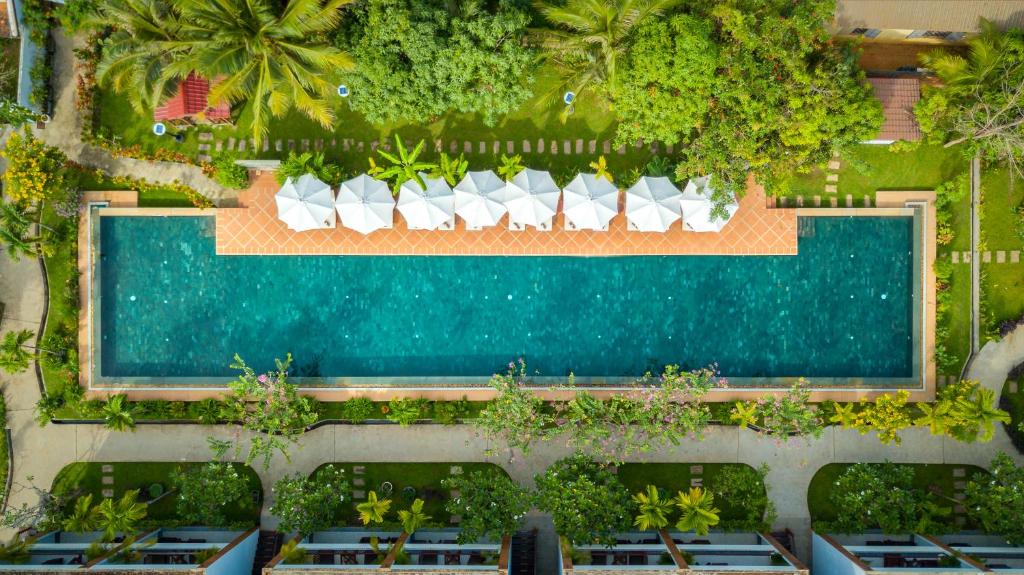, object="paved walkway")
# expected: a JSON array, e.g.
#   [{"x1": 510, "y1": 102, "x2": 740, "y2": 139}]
[{"x1": 30, "y1": 30, "x2": 229, "y2": 202}]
